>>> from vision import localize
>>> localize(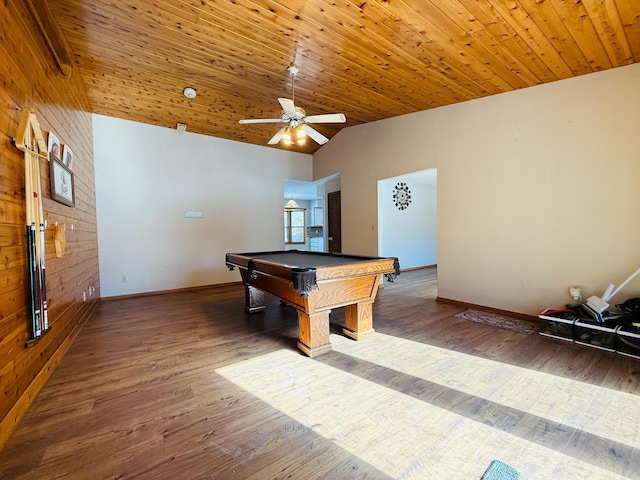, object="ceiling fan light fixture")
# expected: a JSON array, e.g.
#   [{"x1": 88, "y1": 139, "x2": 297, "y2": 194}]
[
  {"x1": 295, "y1": 127, "x2": 306, "y2": 145},
  {"x1": 238, "y1": 66, "x2": 346, "y2": 147},
  {"x1": 282, "y1": 126, "x2": 293, "y2": 144}
]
